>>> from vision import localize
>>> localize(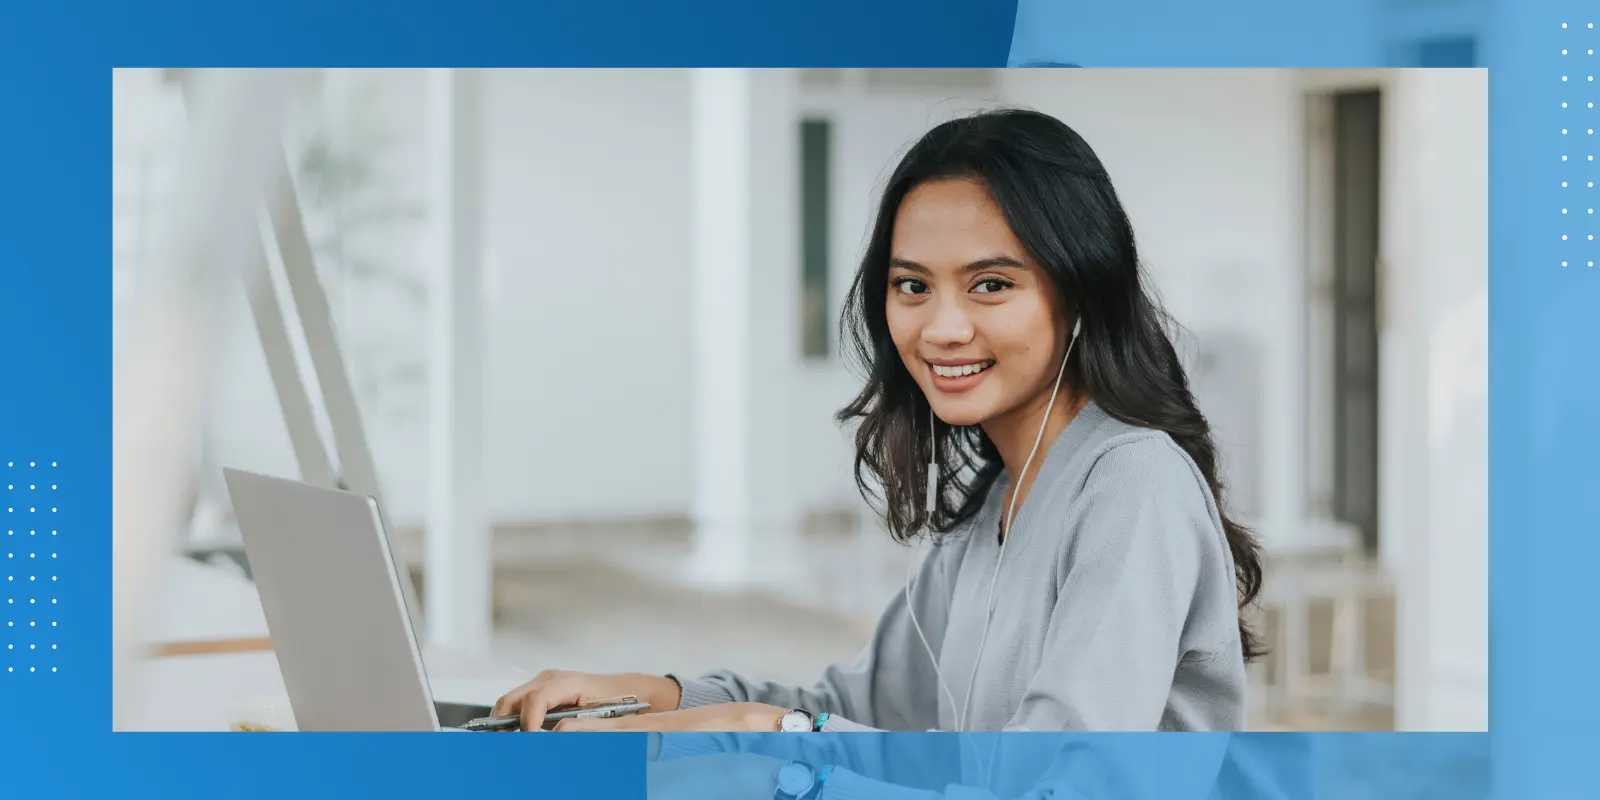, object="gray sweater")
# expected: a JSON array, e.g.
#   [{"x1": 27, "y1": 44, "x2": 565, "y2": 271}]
[{"x1": 676, "y1": 401, "x2": 1247, "y2": 732}]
